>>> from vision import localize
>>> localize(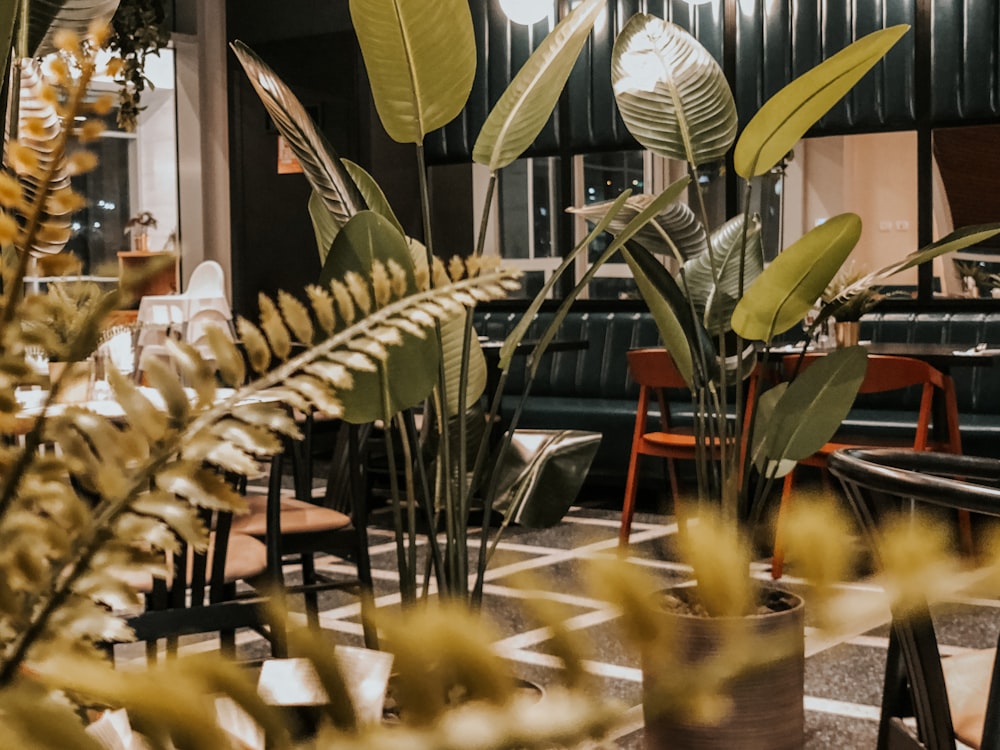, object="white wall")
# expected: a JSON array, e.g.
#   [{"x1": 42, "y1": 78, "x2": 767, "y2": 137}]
[{"x1": 786, "y1": 132, "x2": 920, "y2": 286}]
